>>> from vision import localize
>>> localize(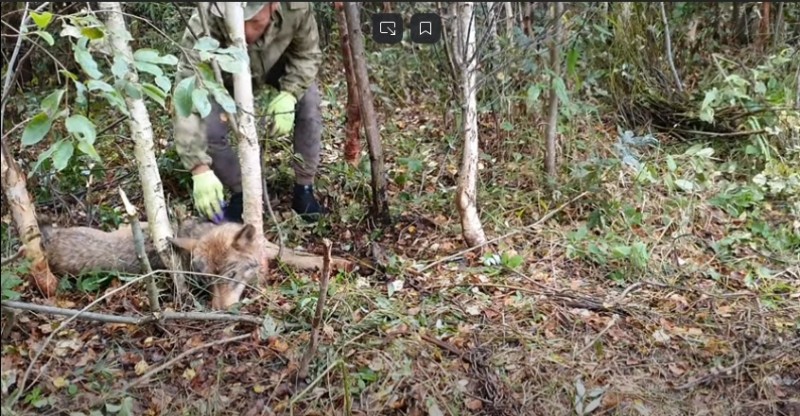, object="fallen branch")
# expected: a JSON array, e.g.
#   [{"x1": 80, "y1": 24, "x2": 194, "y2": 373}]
[
  {"x1": 5, "y1": 271, "x2": 151, "y2": 408},
  {"x1": 126, "y1": 333, "x2": 251, "y2": 389},
  {"x1": 0, "y1": 247, "x2": 24, "y2": 266},
  {"x1": 296, "y1": 238, "x2": 333, "y2": 380},
  {"x1": 418, "y1": 191, "x2": 589, "y2": 272},
  {"x1": 119, "y1": 187, "x2": 160, "y2": 312},
  {"x1": 1, "y1": 300, "x2": 266, "y2": 325}
]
